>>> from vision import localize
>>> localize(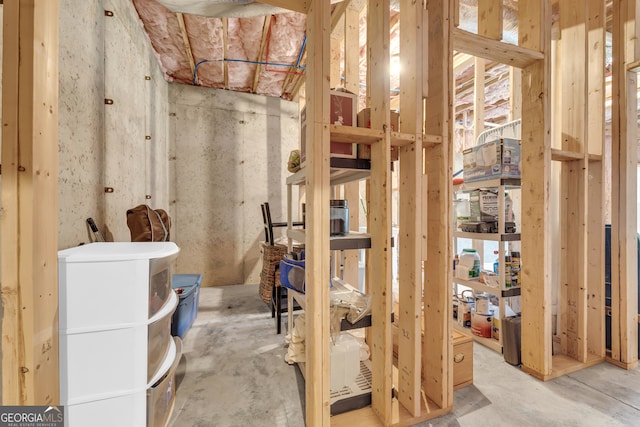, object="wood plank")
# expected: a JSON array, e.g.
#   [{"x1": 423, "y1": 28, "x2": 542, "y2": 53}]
[
  {"x1": 519, "y1": 0, "x2": 553, "y2": 379},
  {"x1": 253, "y1": 16, "x2": 272, "y2": 93},
  {"x1": 522, "y1": 353, "x2": 604, "y2": 381},
  {"x1": 1, "y1": 0, "x2": 60, "y2": 405},
  {"x1": 551, "y1": 148, "x2": 585, "y2": 162},
  {"x1": 423, "y1": 0, "x2": 453, "y2": 412},
  {"x1": 473, "y1": 57, "x2": 485, "y2": 142},
  {"x1": 397, "y1": 0, "x2": 424, "y2": 416},
  {"x1": 559, "y1": 0, "x2": 588, "y2": 363},
  {"x1": 478, "y1": 0, "x2": 503, "y2": 40},
  {"x1": 610, "y1": 0, "x2": 640, "y2": 367},
  {"x1": 509, "y1": 67, "x2": 522, "y2": 120},
  {"x1": 342, "y1": 2, "x2": 361, "y2": 289},
  {"x1": 330, "y1": 125, "x2": 384, "y2": 144},
  {"x1": 367, "y1": 0, "x2": 393, "y2": 423},
  {"x1": 222, "y1": 17, "x2": 229, "y2": 90},
  {"x1": 305, "y1": 1, "x2": 332, "y2": 425},
  {"x1": 258, "y1": 0, "x2": 309, "y2": 14},
  {"x1": 452, "y1": 28, "x2": 544, "y2": 69},
  {"x1": 391, "y1": 132, "x2": 417, "y2": 147},
  {"x1": 176, "y1": 13, "x2": 196, "y2": 78},
  {"x1": 586, "y1": 0, "x2": 606, "y2": 358}
]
